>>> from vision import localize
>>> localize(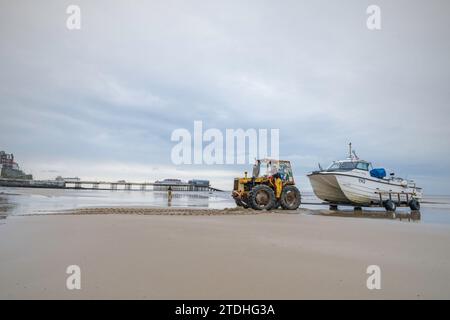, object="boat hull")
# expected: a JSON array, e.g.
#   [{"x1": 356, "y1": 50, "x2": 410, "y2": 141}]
[
  {"x1": 307, "y1": 173, "x2": 349, "y2": 203},
  {"x1": 308, "y1": 172, "x2": 422, "y2": 205}
]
